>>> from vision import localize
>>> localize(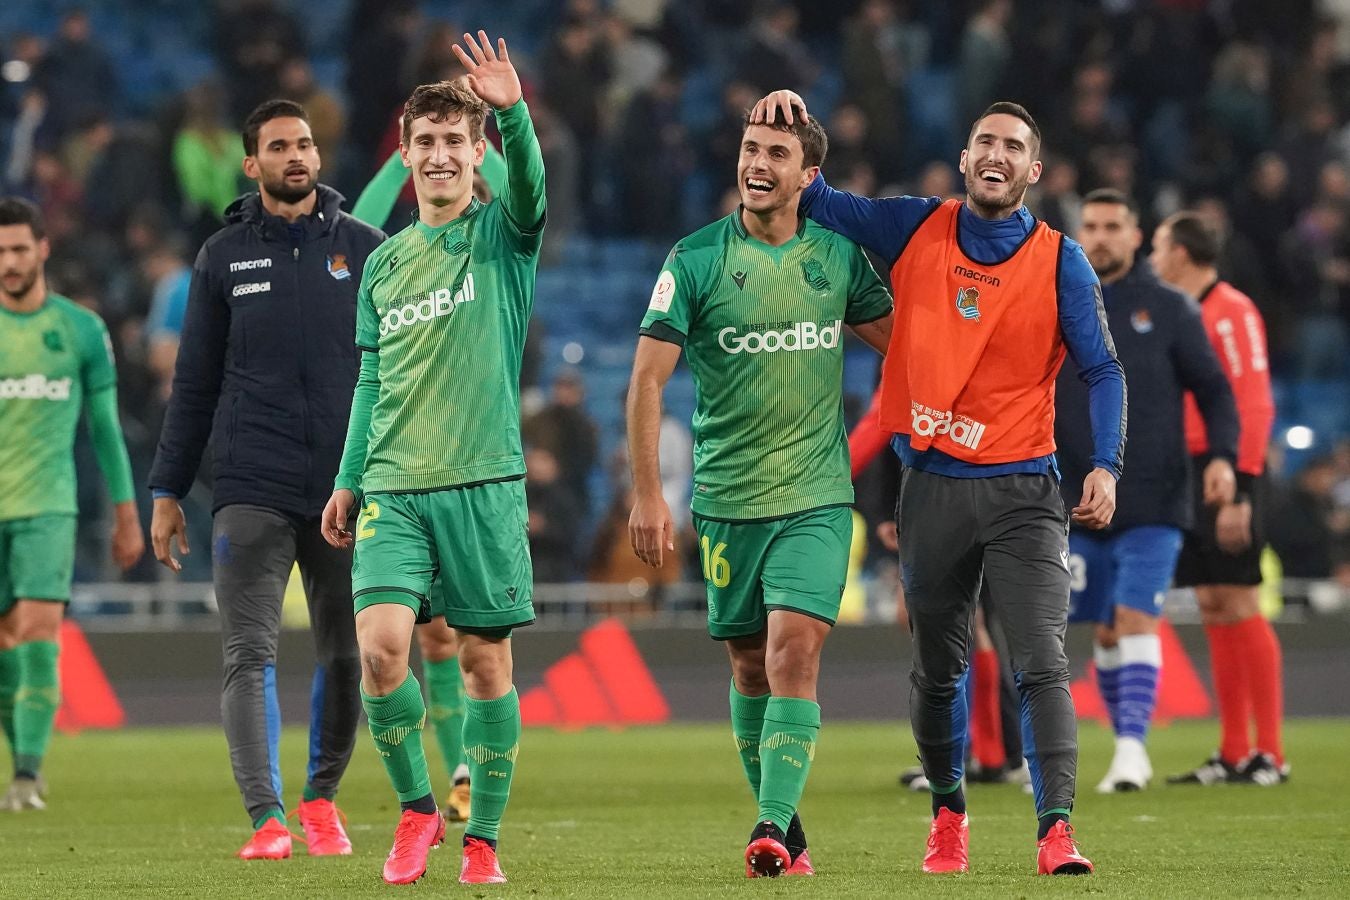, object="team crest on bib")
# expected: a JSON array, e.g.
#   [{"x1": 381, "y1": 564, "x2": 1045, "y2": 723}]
[
  {"x1": 42, "y1": 329, "x2": 65, "y2": 352},
  {"x1": 801, "y1": 258, "x2": 831, "y2": 292},
  {"x1": 649, "y1": 269, "x2": 676, "y2": 312},
  {"x1": 955, "y1": 286, "x2": 981, "y2": 322},
  {"x1": 327, "y1": 254, "x2": 351, "y2": 280},
  {"x1": 1131, "y1": 309, "x2": 1153, "y2": 333}
]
